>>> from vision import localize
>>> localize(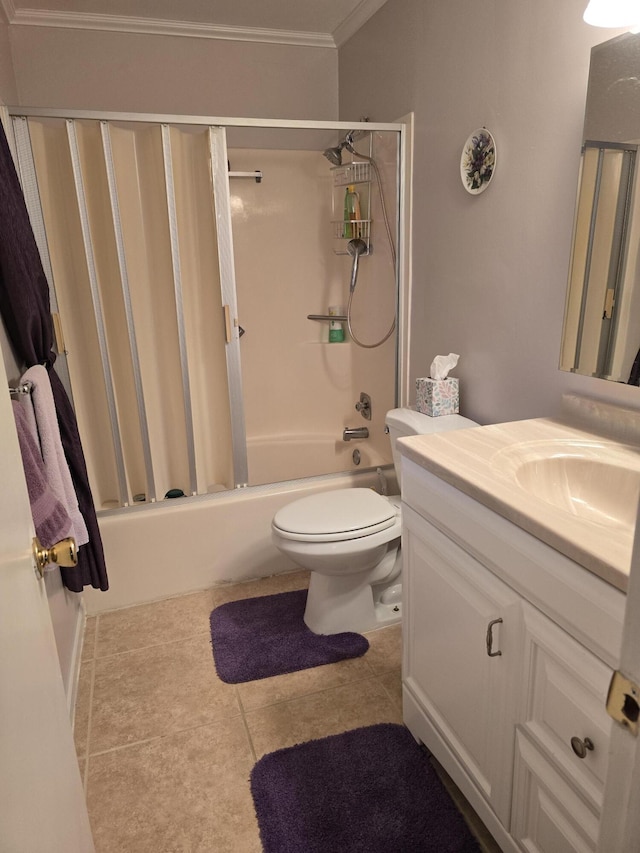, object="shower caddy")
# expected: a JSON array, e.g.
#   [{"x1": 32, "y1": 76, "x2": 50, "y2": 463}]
[{"x1": 331, "y1": 160, "x2": 372, "y2": 255}]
